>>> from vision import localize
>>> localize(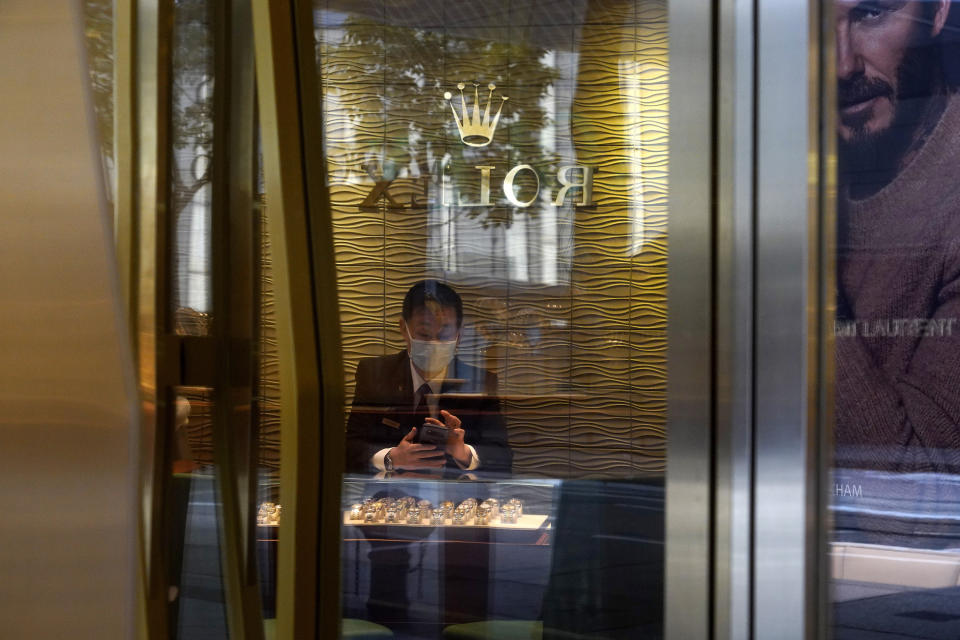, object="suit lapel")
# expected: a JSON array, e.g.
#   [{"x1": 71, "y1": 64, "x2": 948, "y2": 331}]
[
  {"x1": 385, "y1": 351, "x2": 422, "y2": 431},
  {"x1": 384, "y1": 350, "x2": 414, "y2": 406}
]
